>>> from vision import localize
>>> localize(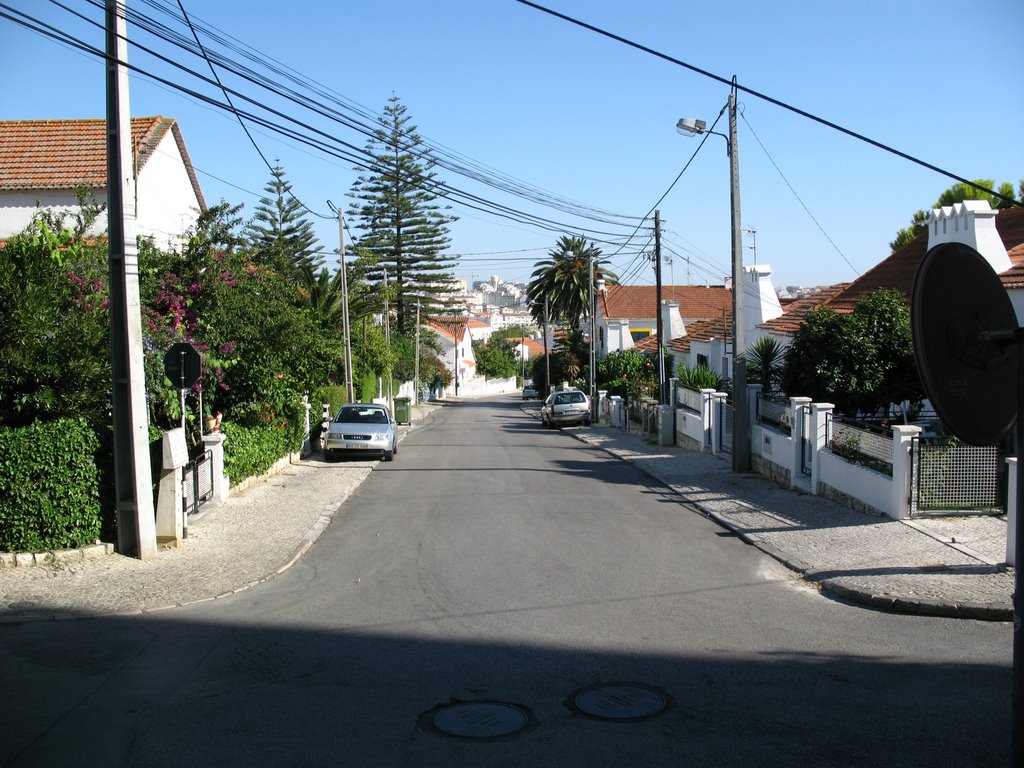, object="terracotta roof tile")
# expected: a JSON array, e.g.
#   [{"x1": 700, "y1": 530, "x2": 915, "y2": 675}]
[
  {"x1": 826, "y1": 205, "x2": 1024, "y2": 312},
  {"x1": 758, "y1": 283, "x2": 850, "y2": 336},
  {"x1": 635, "y1": 312, "x2": 733, "y2": 354},
  {"x1": 599, "y1": 284, "x2": 731, "y2": 321},
  {"x1": 427, "y1": 316, "x2": 469, "y2": 342},
  {"x1": 0, "y1": 117, "x2": 205, "y2": 208}
]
